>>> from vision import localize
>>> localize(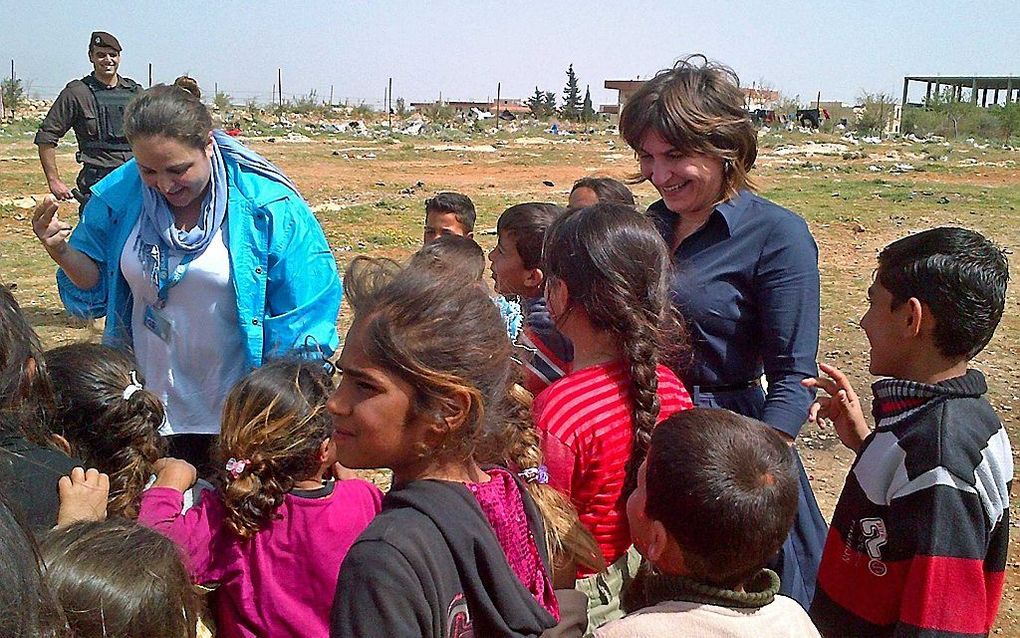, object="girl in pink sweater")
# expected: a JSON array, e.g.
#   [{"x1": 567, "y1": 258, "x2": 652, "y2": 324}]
[{"x1": 139, "y1": 359, "x2": 382, "y2": 638}]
